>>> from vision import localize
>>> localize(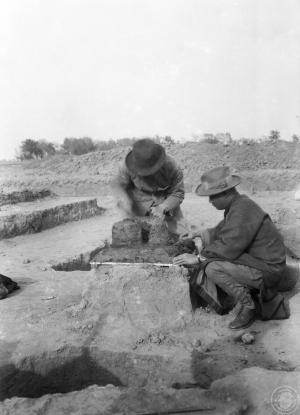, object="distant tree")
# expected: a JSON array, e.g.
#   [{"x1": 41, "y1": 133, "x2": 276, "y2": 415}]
[
  {"x1": 269, "y1": 130, "x2": 280, "y2": 142},
  {"x1": 62, "y1": 137, "x2": 96, "y2": 155},
  {"x1": 258, "y1": 135, "x2": 269, "y2": 143},
  {"x1": 215, "y1": 132, "x2": 232, "y2": 146},
  {"x1": 191, "y1": 133, "x2": 202, "y2": 141},
  {"x1": 239, "y1": 138, "x2": 255, "y2": 145},
  {"x1": 38, "y1": 140, "x2": 56, "y2": 157},
  {"x1": 95, "y1": 139, "x2": 117, "y2": 151},
  {"x1": 118, "y1": 138, "x2": 136, "y2": 146},
  {"x1": 162, "y1": 135, "x2": 174, "y2": 145},
  {"x1": 202, "y1": 133, "x2": 218, "y2": 144},
  {"x1": 292, "y1": 134, "x2": 299, "y2": 143},
  {"x1": 152, "y1": 135, "x2": 162, "y2": 144},
  {"x1": 19, "y1": 139, "x2": 44, "y2": 160}
]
